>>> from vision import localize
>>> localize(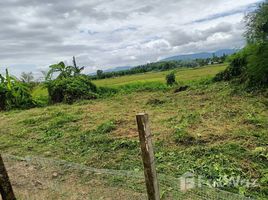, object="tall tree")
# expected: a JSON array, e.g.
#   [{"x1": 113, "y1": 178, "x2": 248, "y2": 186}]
[
  {"x1": 245, "y1": 0, "x2": 268, "y2": 43},
  {"x1": 96, "y1": 70, "x2": 104, "y2": 78},
  {"x1": 20, "y1": 72, "x2": 34, "y2": 83}
]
